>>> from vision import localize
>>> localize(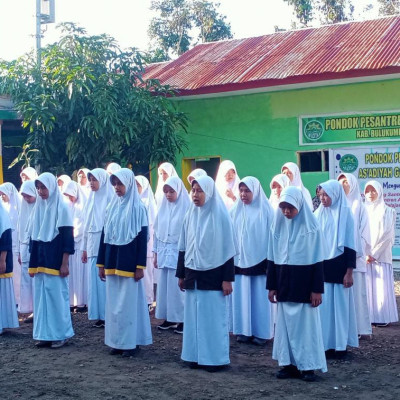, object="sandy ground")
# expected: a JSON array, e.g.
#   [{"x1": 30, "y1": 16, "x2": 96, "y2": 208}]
[{"x1": 1, "y1": 278, "x2": 400, "y2": 400}]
